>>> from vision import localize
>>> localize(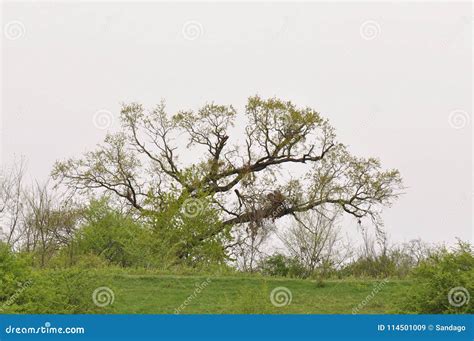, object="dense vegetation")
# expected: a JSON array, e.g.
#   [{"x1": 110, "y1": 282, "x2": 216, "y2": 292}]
[{"x1": 1, "y1": 236, "x2": 472, "y2": 314}]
